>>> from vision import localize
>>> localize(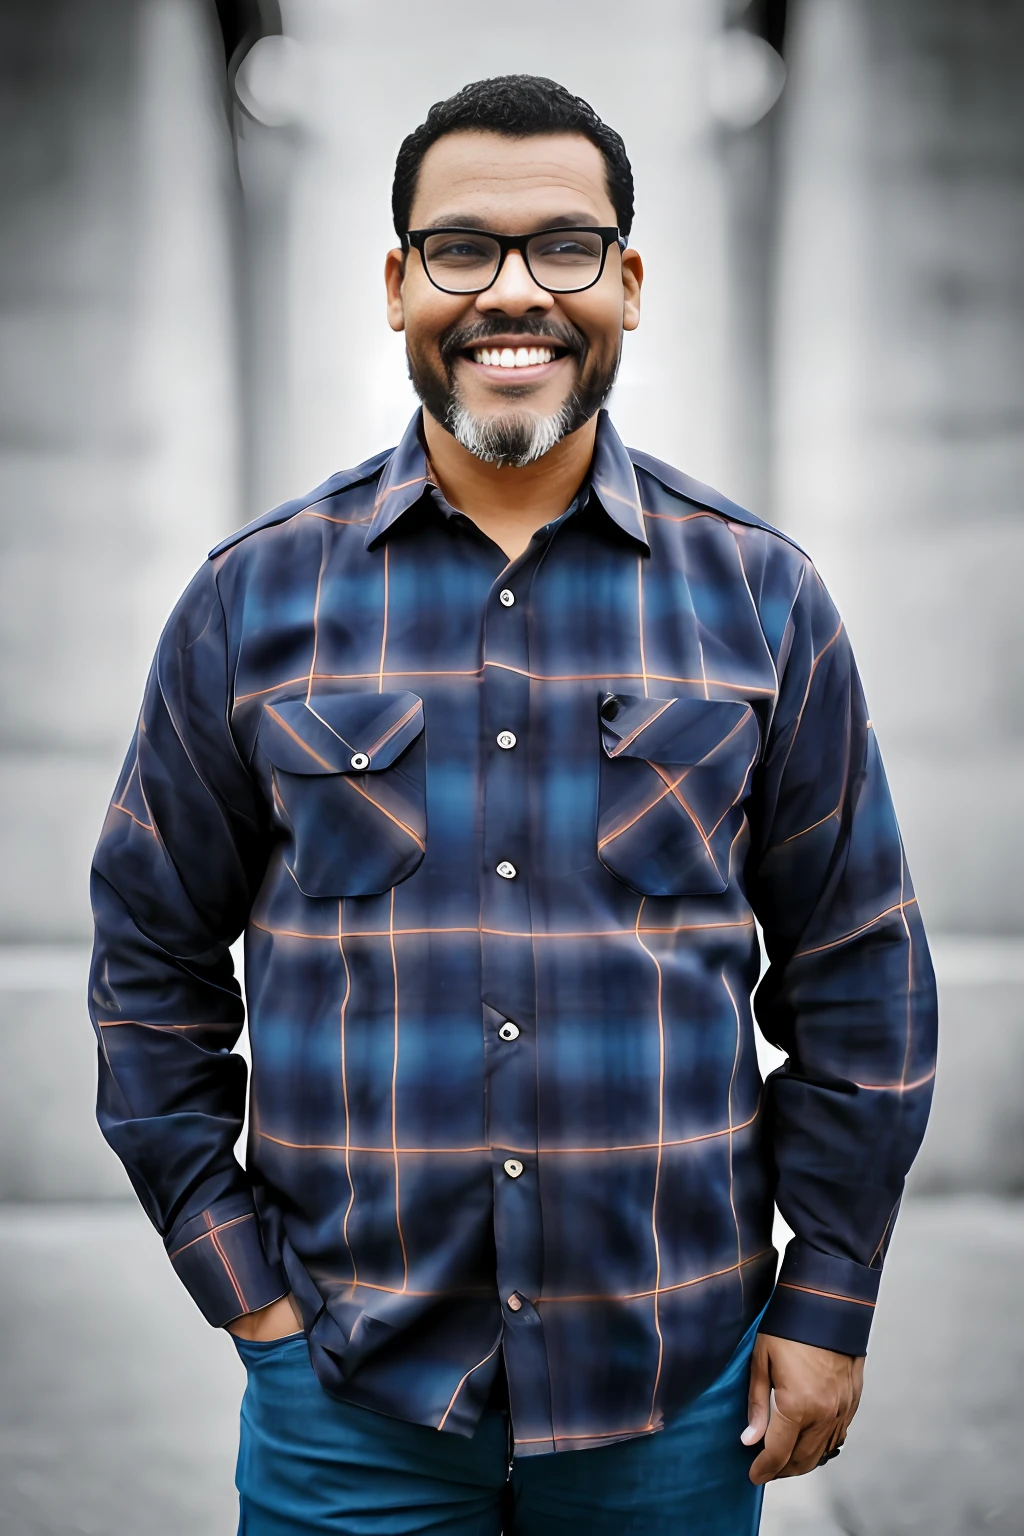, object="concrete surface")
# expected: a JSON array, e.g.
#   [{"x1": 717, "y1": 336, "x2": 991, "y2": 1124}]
[
  {"x1": 0, "y1": 0, "x2": 239, "y2": 944},
  {"x1": 0, "y1": 1203, "x2": 244, "y2": 1536},
  {"x1": 0, "y1": 948, "x2": 129, "y2": 1201},
  {"x1": 910, "y1": 939, "x2": 1024, "y2": 1196},
  {"x1": 774, "y1": 0, "x2": 1024, "y2": 935},
  {"x1": 808, "y1": 1197, "x2": 1024, "y2": 1536},
  {"x1": 1, "y1": 1197, "x2": 1021, "y2": 1535}
]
